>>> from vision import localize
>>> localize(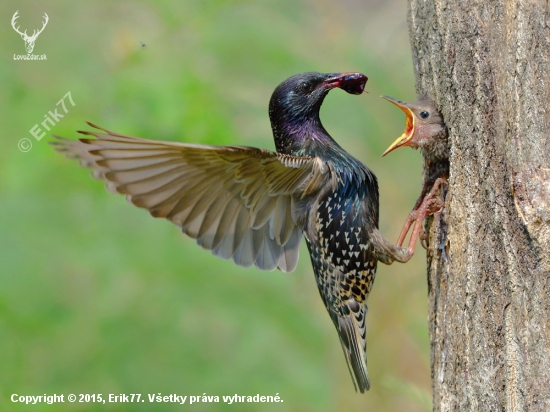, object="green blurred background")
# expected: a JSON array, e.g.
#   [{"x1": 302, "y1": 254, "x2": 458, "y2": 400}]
[{"x1": 0, "y1": 1, "x2": 430, "y2": 411}]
